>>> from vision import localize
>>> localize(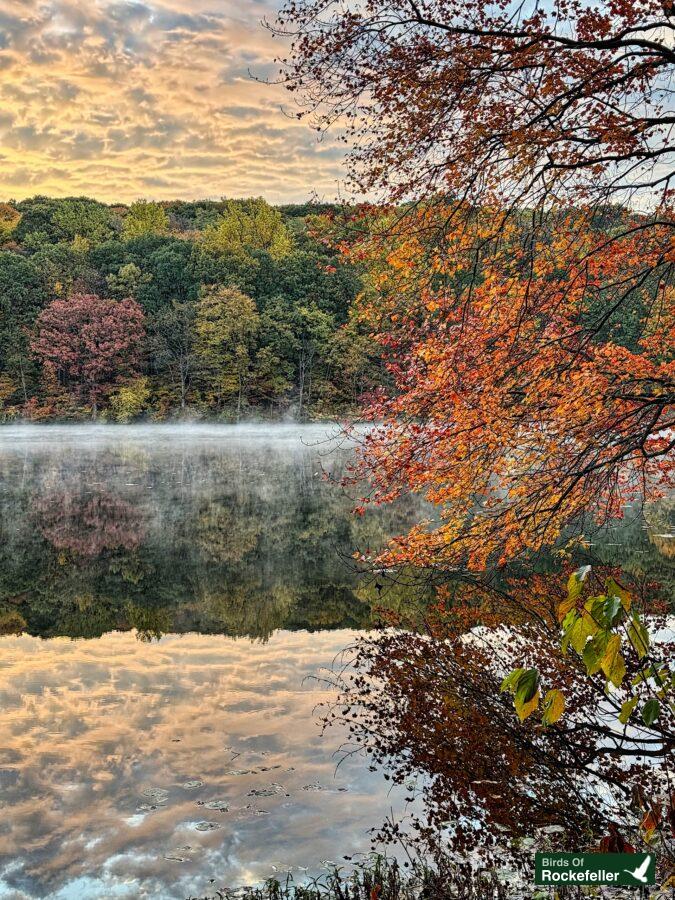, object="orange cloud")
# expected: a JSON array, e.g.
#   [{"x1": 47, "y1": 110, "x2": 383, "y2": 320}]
[{"x1": 0, "y1": 1, "x2": 345, "y2": 203}]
